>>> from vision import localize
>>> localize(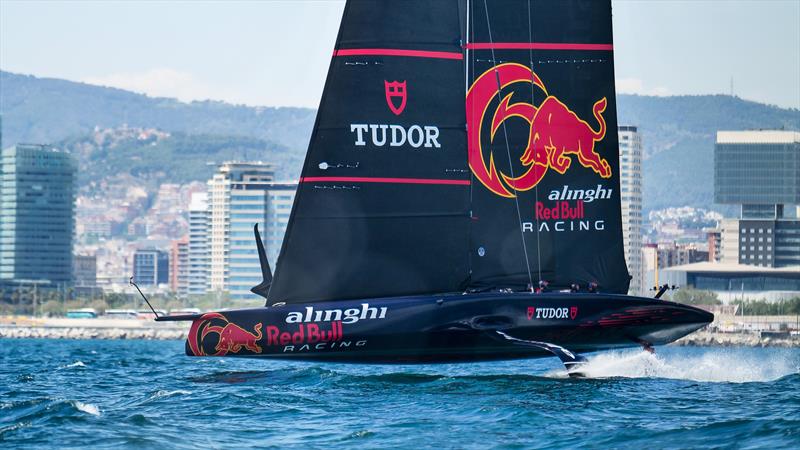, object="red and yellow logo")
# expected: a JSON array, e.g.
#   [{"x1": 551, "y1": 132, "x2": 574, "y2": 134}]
[
  {"x1": 188, "y1": 312, "x2": 263, "y2": 356},
  {"x1": 466, "y1": 63, "x2": 611, "y2": 198}
]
